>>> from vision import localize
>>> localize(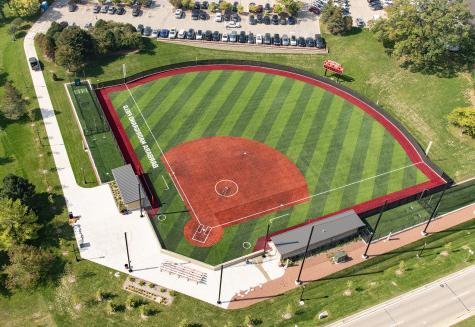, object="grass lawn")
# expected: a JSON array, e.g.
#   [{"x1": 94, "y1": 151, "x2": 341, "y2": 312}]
[
  {"x1": 454, "y1": 315, "x2": 475, "y2": 327},
  {"x1": 66, "y1": 83, "x2": 124, "y2": 182},
  {"x1": 106, "y1": 68, "x2": 428, "y2": 264}
]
